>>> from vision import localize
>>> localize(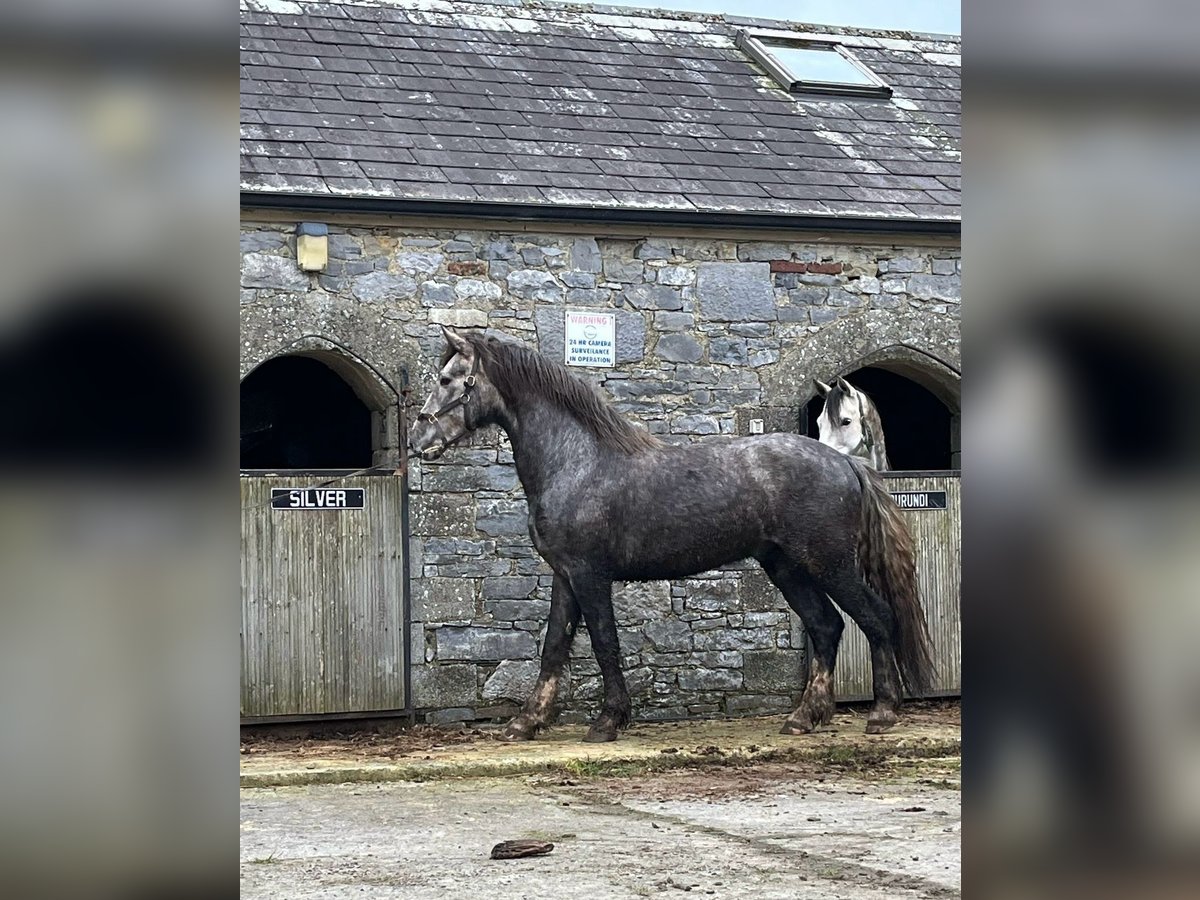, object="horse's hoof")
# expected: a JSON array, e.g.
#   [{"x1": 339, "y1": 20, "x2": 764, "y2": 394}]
[
  {"x1": 498, "y1": 721, "x2": 537, "y2": 742},
  {"x1": 582, "y1": 725, "x2": 618, "y2": 743},
  {"x1": 780, "y1": 717, "x2": 814, "y2": 735},
  {"x1": 865, "y1": 712, "x2": 897, "y2": 734}
]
